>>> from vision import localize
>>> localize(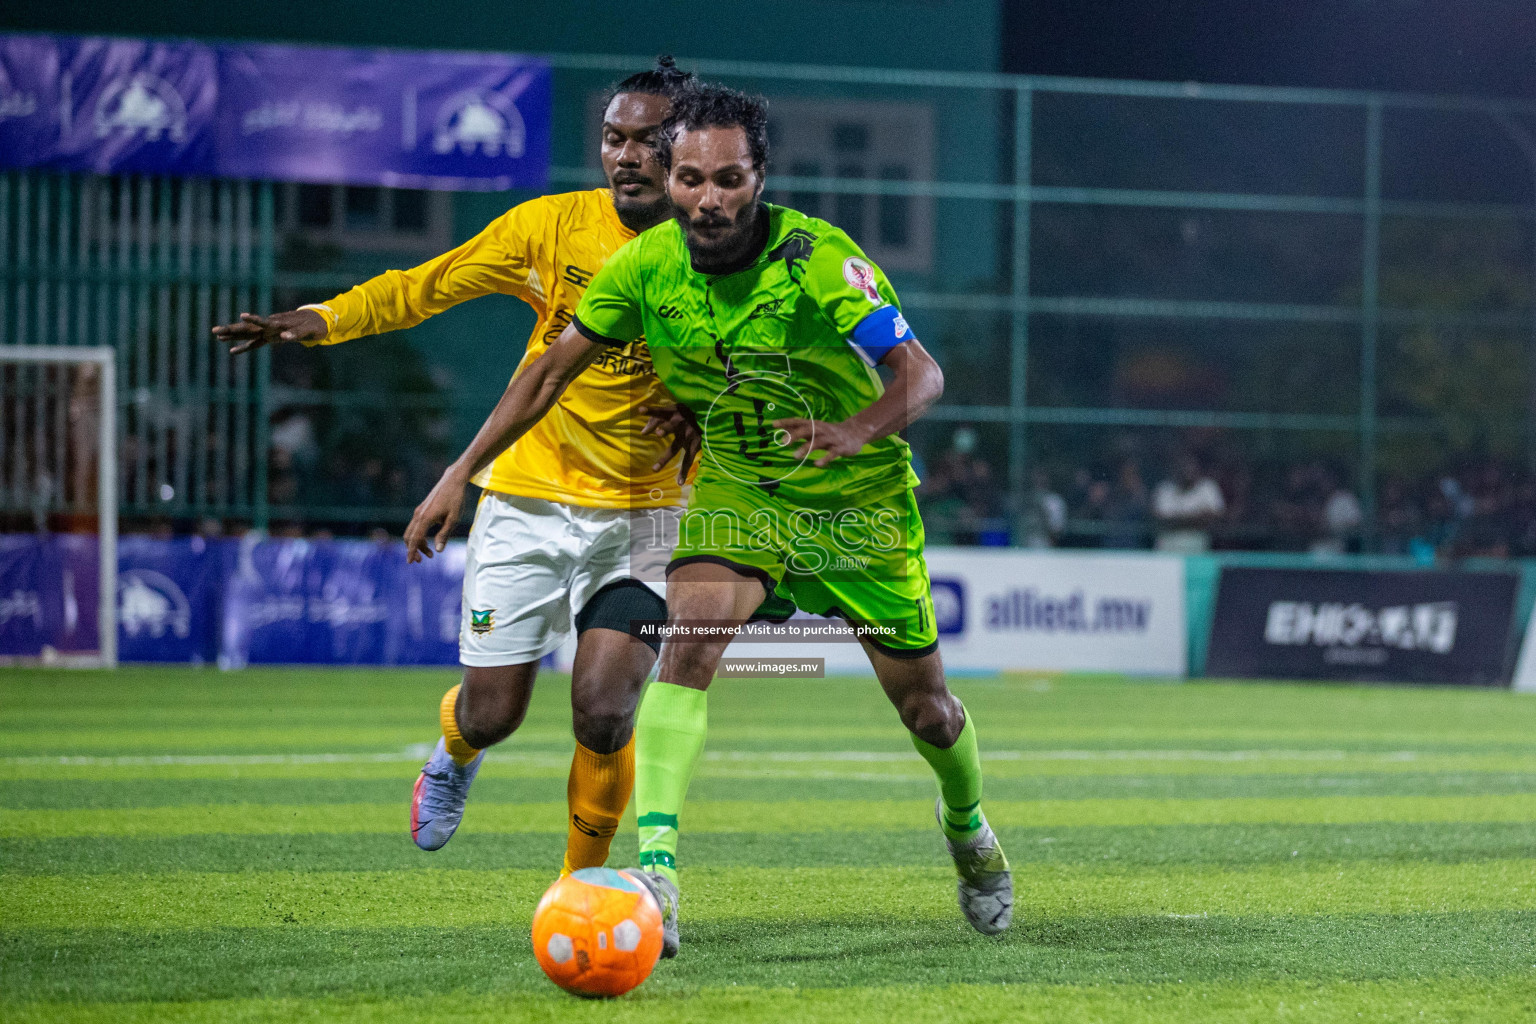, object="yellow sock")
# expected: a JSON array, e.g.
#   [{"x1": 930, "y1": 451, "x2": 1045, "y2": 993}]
[
  {"x1": 561, "y1": 736, "x2": 635, "y2": 876},
  {"x1": 439, "y1": 685, "x2": 481, "y2": 766}
]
